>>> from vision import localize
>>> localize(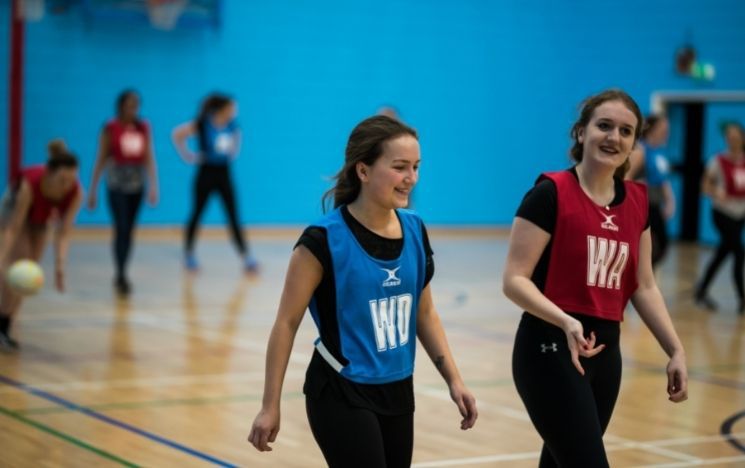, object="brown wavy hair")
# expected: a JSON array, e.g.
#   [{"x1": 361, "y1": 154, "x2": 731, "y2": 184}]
[
  {"x1": 569, "y1": 89, "x2": 643, "y2": 179},
  {"x1": 322, "y1": 115, "x2": 417, "y2": 210}
]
